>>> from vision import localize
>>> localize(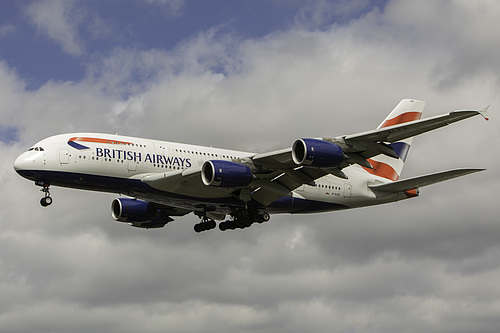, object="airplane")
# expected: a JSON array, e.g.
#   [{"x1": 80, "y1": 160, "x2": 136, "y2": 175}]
[{"x1": 14, "y1": 99, "x2": 489, "y2": 232}]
